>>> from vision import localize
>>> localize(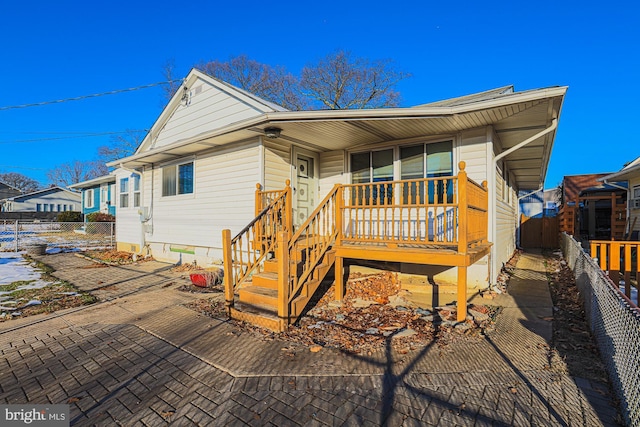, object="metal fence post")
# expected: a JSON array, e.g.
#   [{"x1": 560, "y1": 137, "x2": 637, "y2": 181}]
[{"x1": 14, "y1": 220, "x2": 18, "y2": 252}]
